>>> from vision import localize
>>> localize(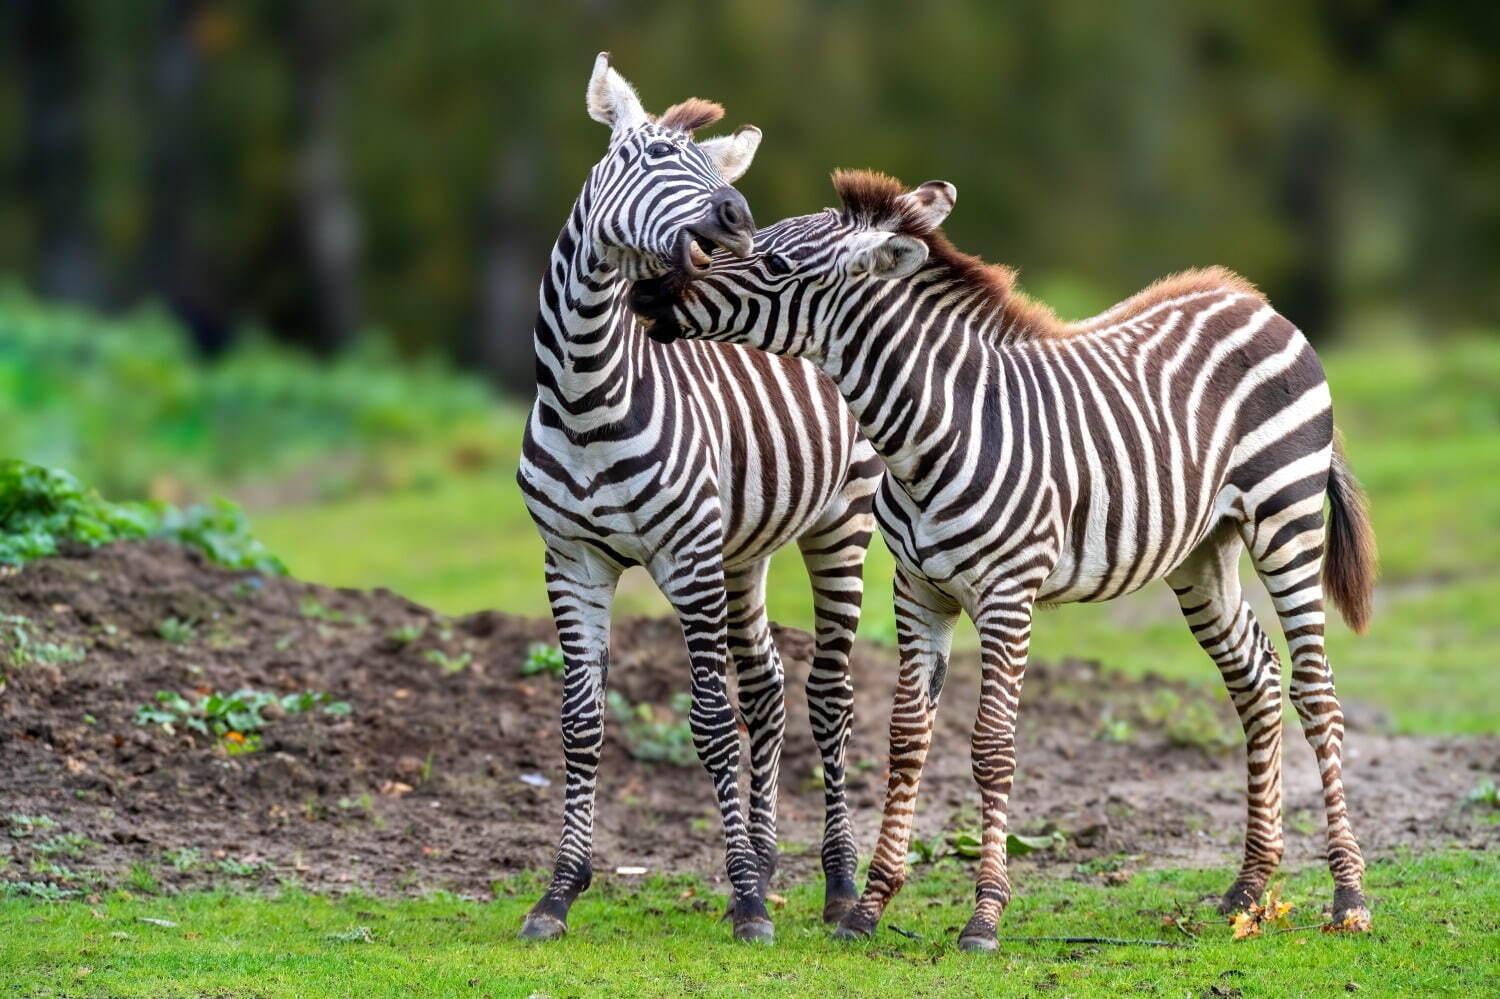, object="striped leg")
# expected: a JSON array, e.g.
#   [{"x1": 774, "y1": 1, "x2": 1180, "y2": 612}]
[
  {"x1": 724, "y1": 559, "x2": 788, "y2": 901},
  {"x1": 1166, "y1": 530, "x2": 1286, "y2": 913},
  {"x1": 834, "y1": 570, "x2": 959, "y2": 940},
  {"x1": 955, "y1": 594, "x2": 1034, "y2": 952},
  {"x1": 520, "y1": 549, "x2": 621, "y2": 941},
  {"x1": 798, "y1": 470, "x2": 876, "y2": 922},
  {"x1": 656, "y1": 554, "x2": 775, "y2": 942},
  {"x1": 1245, "y1": 506, "x2": 1370, "y2": 929}
]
